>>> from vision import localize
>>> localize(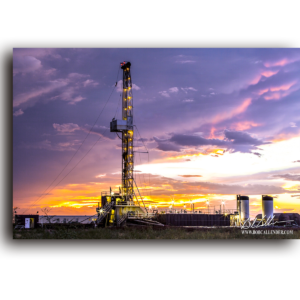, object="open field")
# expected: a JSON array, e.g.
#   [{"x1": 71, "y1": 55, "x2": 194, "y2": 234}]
[{"x1": 13, "y1": 226, "x2": 300, "y2": 239}]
